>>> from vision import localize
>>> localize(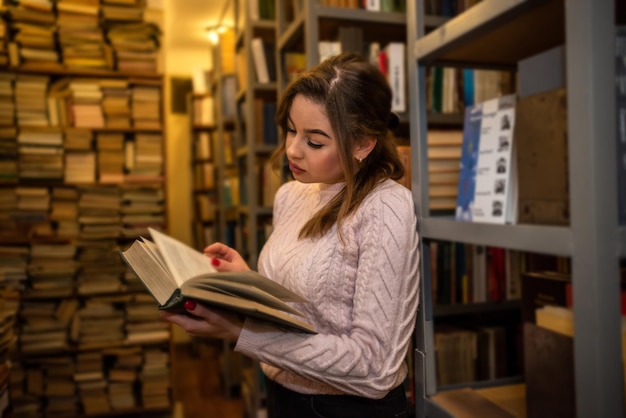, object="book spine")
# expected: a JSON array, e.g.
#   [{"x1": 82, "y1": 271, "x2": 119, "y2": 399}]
[
  {"x1": 385, "y1": 42, "x2": 406, "y2": 113},
  {"x1": 251, "y1": 38, "x2": 270, "y2": 84},
  {"x1": 616, "y1": 27, "x2": 626, "y2": 224}
]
